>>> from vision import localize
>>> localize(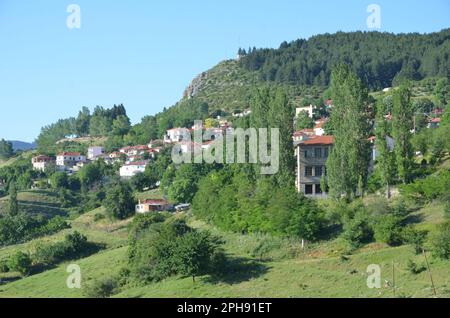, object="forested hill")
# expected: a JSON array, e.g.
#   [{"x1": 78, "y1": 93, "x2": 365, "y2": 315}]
[{"x1": 238, "y1": 29, "x2": 450, "y2": 90}]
